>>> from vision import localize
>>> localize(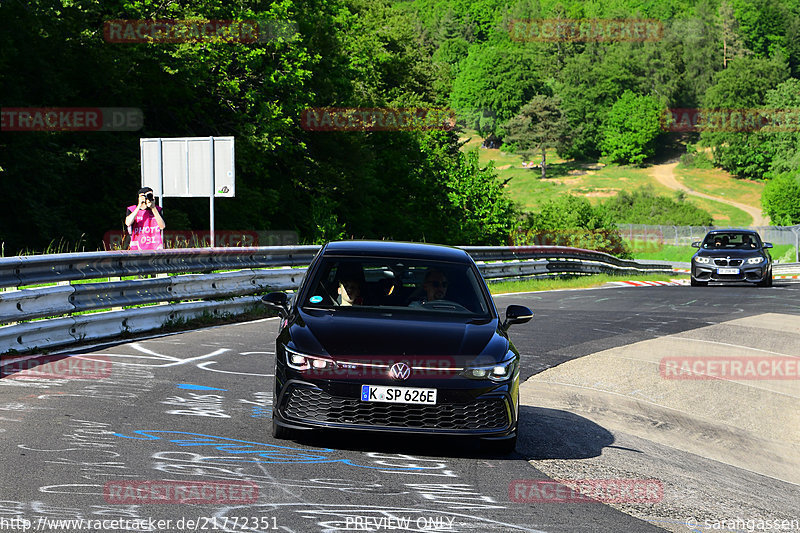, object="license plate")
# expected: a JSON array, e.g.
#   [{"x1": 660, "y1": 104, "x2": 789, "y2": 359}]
[
  {"x1": 718, "y1": 268, "x2": 740, "y2": 274},
  {"x1": 361, "y1": 385, "x2": 437, "y2": 405}
]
